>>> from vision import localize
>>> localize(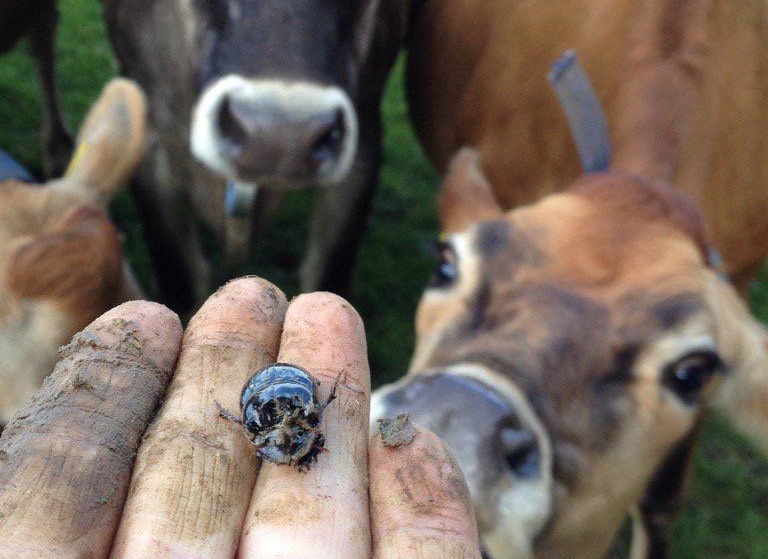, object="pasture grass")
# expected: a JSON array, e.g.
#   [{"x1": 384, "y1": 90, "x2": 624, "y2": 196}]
[{"x1": 0, "y1": 0, "x2": 767, "y2": 556}]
